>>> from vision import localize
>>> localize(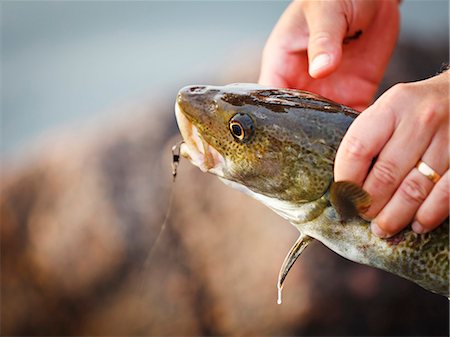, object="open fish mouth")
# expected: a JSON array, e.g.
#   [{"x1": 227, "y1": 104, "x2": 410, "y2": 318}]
[{"x1": 175, "y1": 102, "x2": 225, "y2": 175}]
